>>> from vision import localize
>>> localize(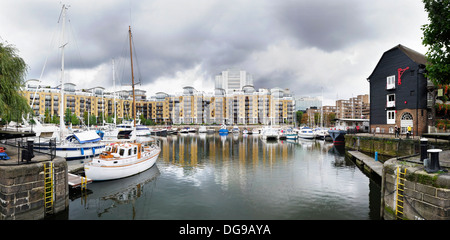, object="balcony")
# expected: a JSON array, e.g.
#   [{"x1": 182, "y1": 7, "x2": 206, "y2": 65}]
[
  {"x1": 386, "y1": 83, "x2": 395, "y2": 90},
  {"x1": 386, "y1": 101, "x2": 395, "y2": 108}
]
